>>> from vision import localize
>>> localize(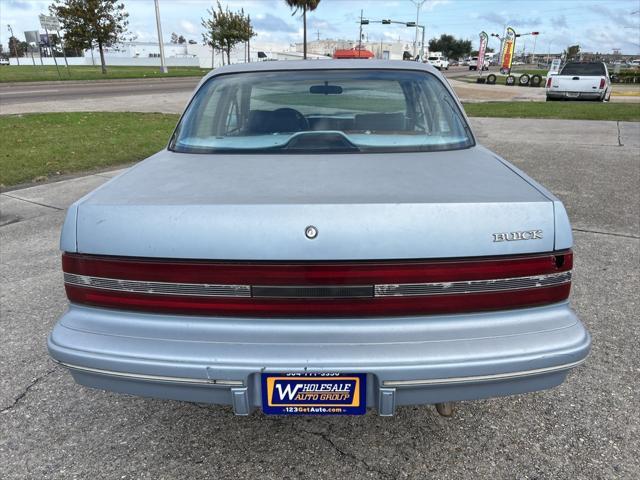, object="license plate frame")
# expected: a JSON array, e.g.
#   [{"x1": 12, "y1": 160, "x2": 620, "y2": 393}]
[{"x1": 261, "y1": 372, "x2": 366, "y2": 415}]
